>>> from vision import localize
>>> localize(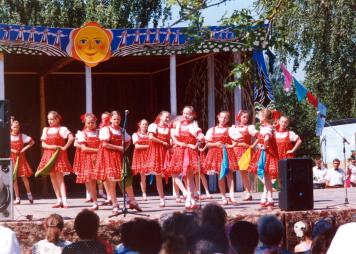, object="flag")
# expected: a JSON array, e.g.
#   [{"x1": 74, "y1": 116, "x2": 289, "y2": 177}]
[
  {"x1": 219, "y1": 145, "x2": 229, "y2": 180},
  {"x1": 238, "y1": 148, "x2": 252, "y2": 171},
  {"x1": 253, "y1": 50, "x2": 275, "y2": 109},
  {"x1": 257, "y1": 150, "x2": 266, "y2": 179},
  {"x1": 307, "y1": 91, "x2": 318, "y2": 108},
  {"x1": 121, "y1": 155, "x2": 132, "y2": 188},
  {"x1": 316, "y1": 102, "x2": 327, "y2": 136},
  {"x1": 293, "y1": 78, "x2": 307, "y2": 102},
  {"x1": 280, "y1": 64, "x2": 293, "y2": 92}
]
